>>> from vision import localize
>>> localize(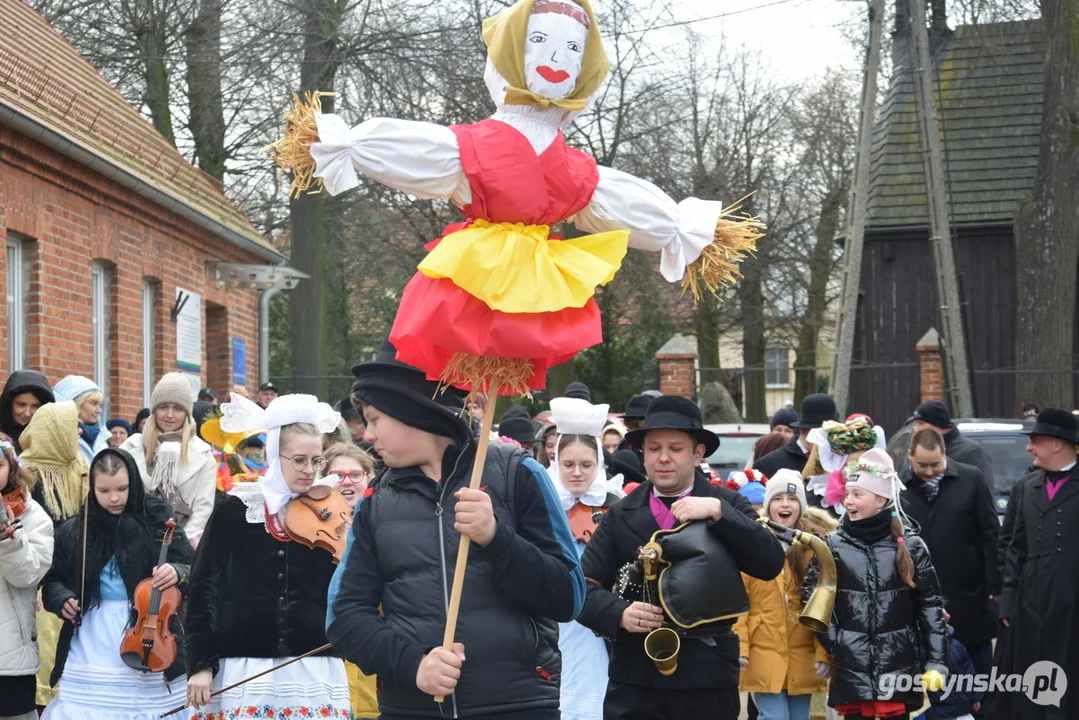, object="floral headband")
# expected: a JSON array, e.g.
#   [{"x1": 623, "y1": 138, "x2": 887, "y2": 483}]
[{"x1": 823, "y1": 417, "x2": 879, "y2": 455}]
